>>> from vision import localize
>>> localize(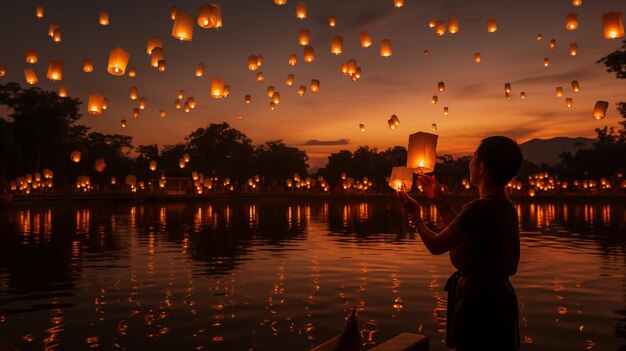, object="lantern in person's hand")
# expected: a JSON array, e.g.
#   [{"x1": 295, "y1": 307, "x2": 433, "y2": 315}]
[
  {"x1": 407, "y1": 131, "x2": 438, "y2": 173},
  {"x1": 389, "y1": 167, "x2": 413, "y2": 191}
]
